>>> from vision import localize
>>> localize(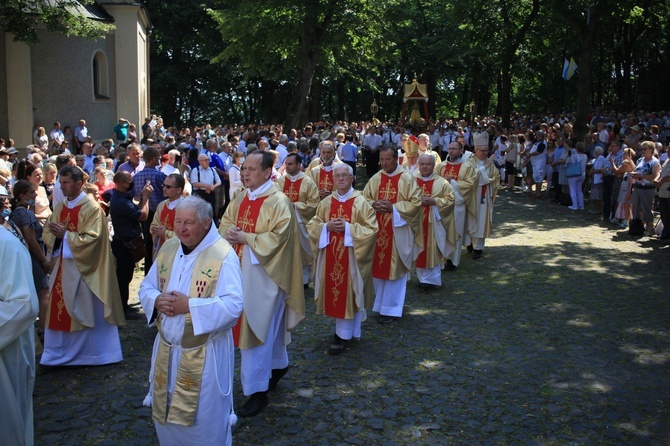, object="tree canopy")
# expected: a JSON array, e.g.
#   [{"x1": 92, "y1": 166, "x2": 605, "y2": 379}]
[{"x1": 146, "y1": 0, "x2": 670, "y2": 127}]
